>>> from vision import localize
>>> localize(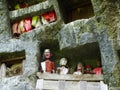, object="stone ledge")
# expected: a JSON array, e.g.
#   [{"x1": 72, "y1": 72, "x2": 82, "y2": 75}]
[
  {"x1": 20, "y1": 21, "x2": 62, "y2": 41},
  {"x1": 9, "y1": 0, "x2": 53, "y2": 21},
  {"x1": 36, "y1": 72, "x2": 104, "y2": 81}
]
